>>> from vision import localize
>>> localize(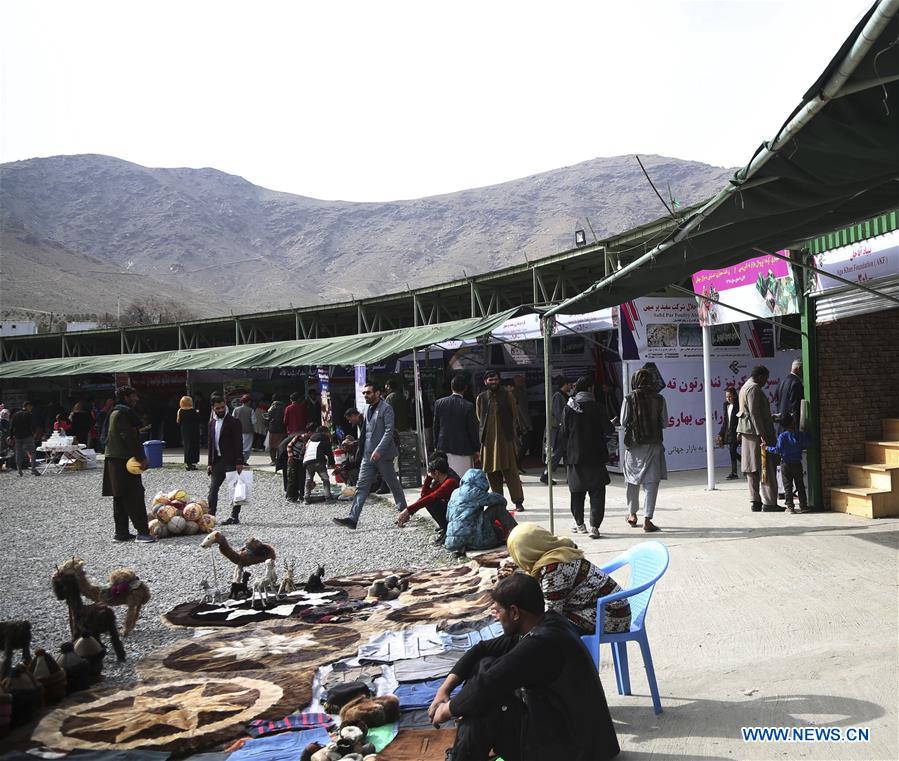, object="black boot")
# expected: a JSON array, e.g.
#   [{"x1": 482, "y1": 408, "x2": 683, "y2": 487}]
[{"x1": 221, "y1": 505, "x2": 241, "y2": 525}]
